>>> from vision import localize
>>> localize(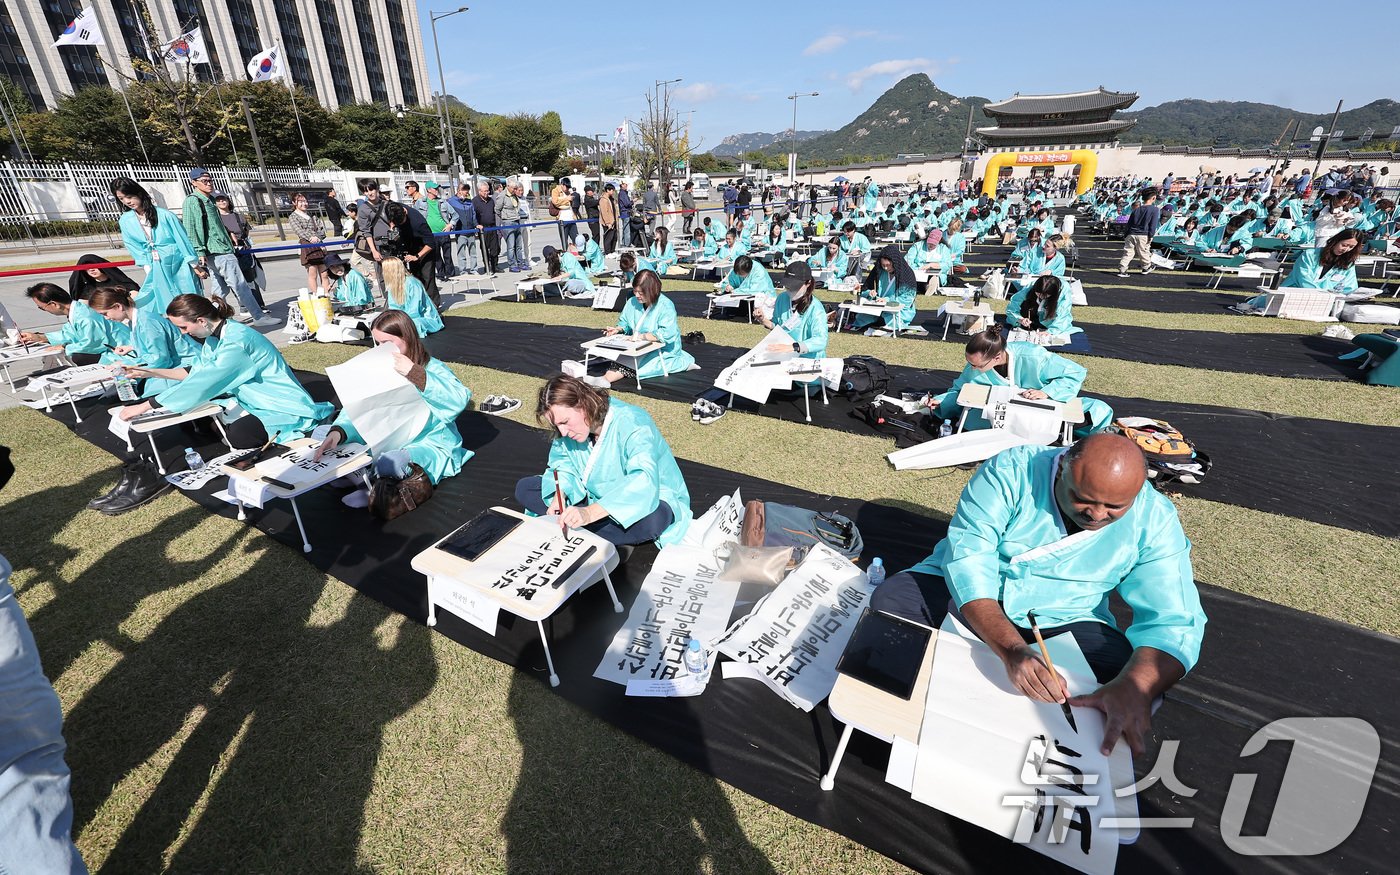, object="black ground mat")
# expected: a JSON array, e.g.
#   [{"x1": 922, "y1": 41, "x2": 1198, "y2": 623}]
[
  {"x1": 44, "y1": 386, "x2": 1400, "y2": 875},
  {"x1": 435, "y1": 316, "x2": 1400, "y2": 537}
]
